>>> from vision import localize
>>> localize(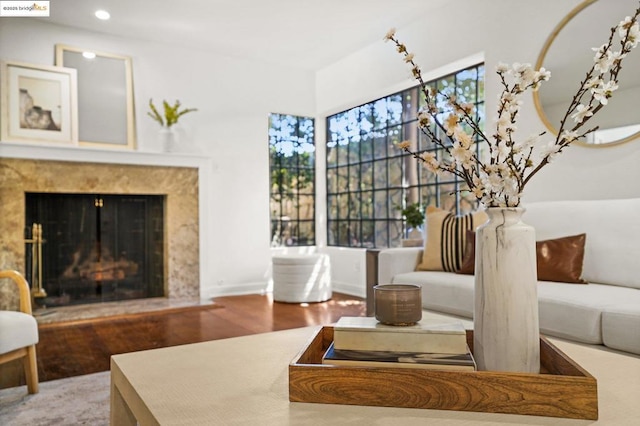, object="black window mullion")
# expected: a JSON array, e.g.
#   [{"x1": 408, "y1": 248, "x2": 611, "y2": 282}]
[
  {"x1": 325, "y1": 63, "x2": 484, "y2": 248},
  {"x1": 269, "y1": 113, "x2": 315, "y2": 247}
]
